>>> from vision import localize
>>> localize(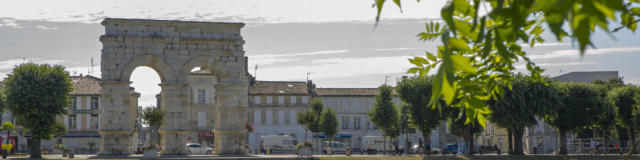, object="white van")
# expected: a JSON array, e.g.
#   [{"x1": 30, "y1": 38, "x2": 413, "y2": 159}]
[
  {"x1": 322, "y1": 141, "x2": 346, "y2": 154},
  {"x1": 260, "y1": 135, "x2": 297, "y2": 154},
  {"x1": 362, "y1": 136, "x2": 394, "y2": 155}
]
